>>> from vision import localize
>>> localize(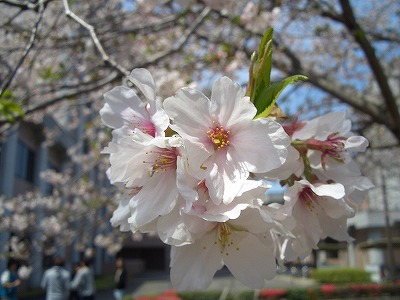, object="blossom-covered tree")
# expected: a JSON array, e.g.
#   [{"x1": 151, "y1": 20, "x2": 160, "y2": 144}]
[
  {"x1": 0, "y1": 0, "x2": 397, "y2": 286},
  {"x1": 0, "y1": 0, "x2": 398, "y2": 144}
]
